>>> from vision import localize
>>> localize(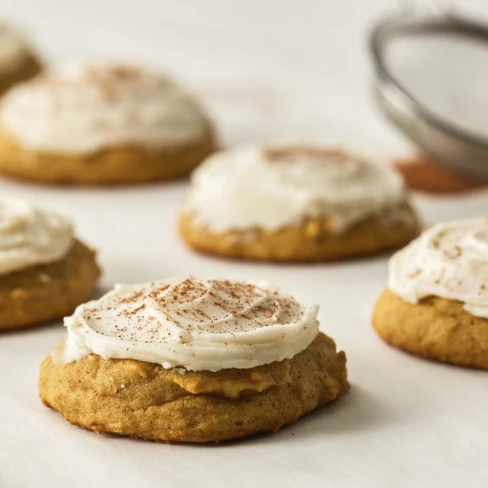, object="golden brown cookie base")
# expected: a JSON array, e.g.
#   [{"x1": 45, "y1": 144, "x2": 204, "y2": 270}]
[
  {"x1": 373, "y1": 289, "x2": 488, "y2": 369},
  {"x1": 0, "y1": 239, "x2": 100, "y2": 331},
  {"x1": 0, "y1": 53, "x2": 42, "y2": 96},
  {"x1": 39, "y1": 333, "x2": 349, "y2": 443},
  {"x1": 0, "y1": 125, "x2": 217, "y2": 185},
  {"x1": 179, "y1": 204, "x2": 421, "y2": 262}
]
